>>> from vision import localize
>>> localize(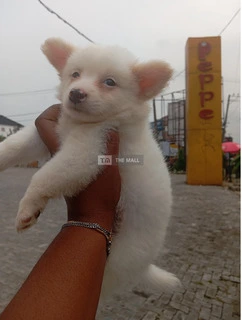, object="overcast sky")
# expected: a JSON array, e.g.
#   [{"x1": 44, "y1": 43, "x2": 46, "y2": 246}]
[{"x1": 0, "y1": 0, "x2": 240, "y2": 142}]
